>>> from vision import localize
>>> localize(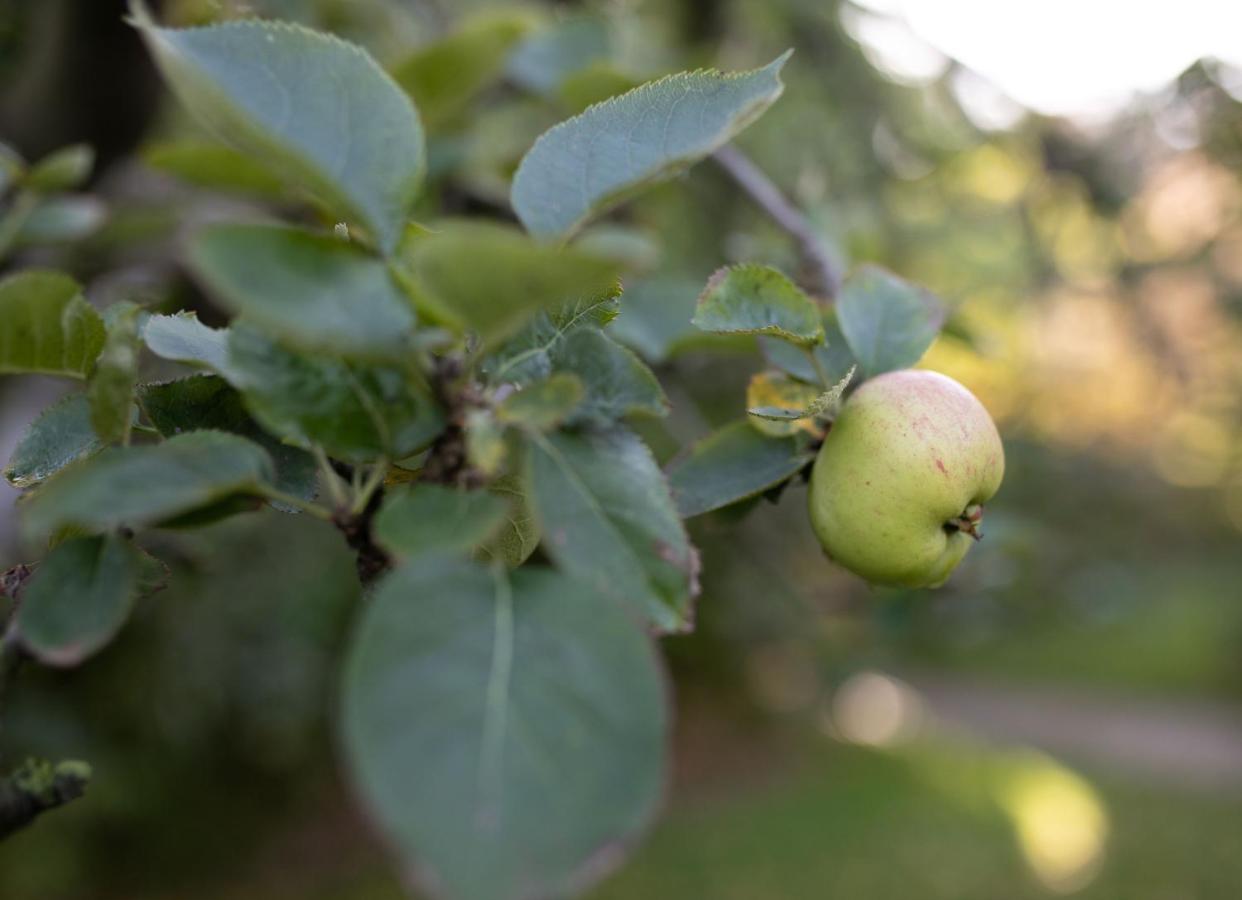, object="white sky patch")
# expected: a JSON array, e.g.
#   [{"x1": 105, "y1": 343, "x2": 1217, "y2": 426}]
[{"x1": 846, "y1": 0, "x2": 1242, "y2": 119}]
